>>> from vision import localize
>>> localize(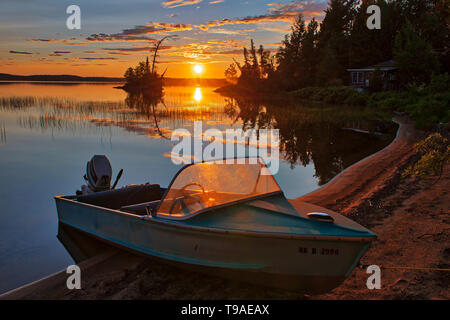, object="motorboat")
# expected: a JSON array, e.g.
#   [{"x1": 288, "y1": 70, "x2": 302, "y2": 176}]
[{"x1": 55, "y1": 157, "x2": 375, "y2": 293}]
